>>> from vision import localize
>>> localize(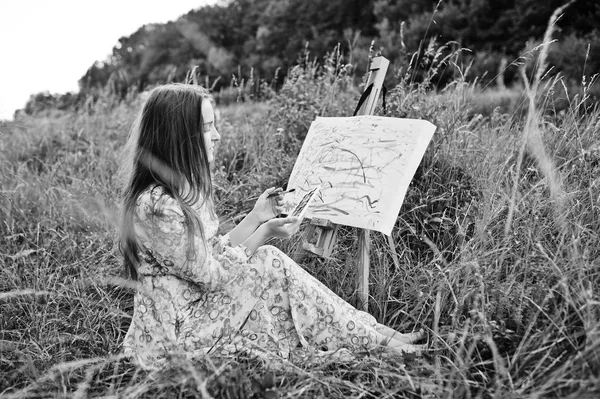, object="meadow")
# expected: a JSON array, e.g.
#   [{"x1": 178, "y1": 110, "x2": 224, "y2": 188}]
[{"x1": 1, "y1": 39, "x2": 599, "y2": 397}]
